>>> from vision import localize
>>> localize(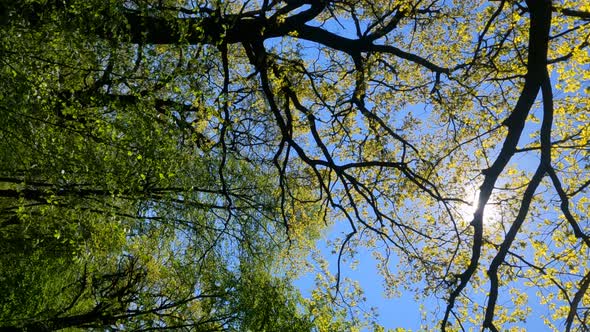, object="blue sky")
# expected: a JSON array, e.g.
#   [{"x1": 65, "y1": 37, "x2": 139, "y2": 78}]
[
  {"x1": 260, "y1": 3, "x2": 578, "y2": 329},
  {"x1": 292, "y1": 91, "x2": 562, "y2": 330},
  {"x1": 295, "y1": 224, "x2": 424, "y2": 330}
]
